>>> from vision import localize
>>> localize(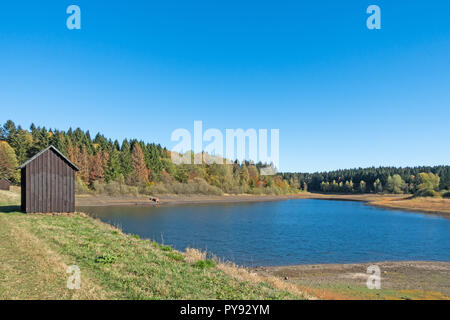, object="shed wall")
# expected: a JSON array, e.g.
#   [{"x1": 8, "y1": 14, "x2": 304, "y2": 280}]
[
  {"x1": 21, "y1": 149, "x2": 75, "y2": 213},
  {"x1": 0, "y1": 179, "x2": 10, "y2": 190}
]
